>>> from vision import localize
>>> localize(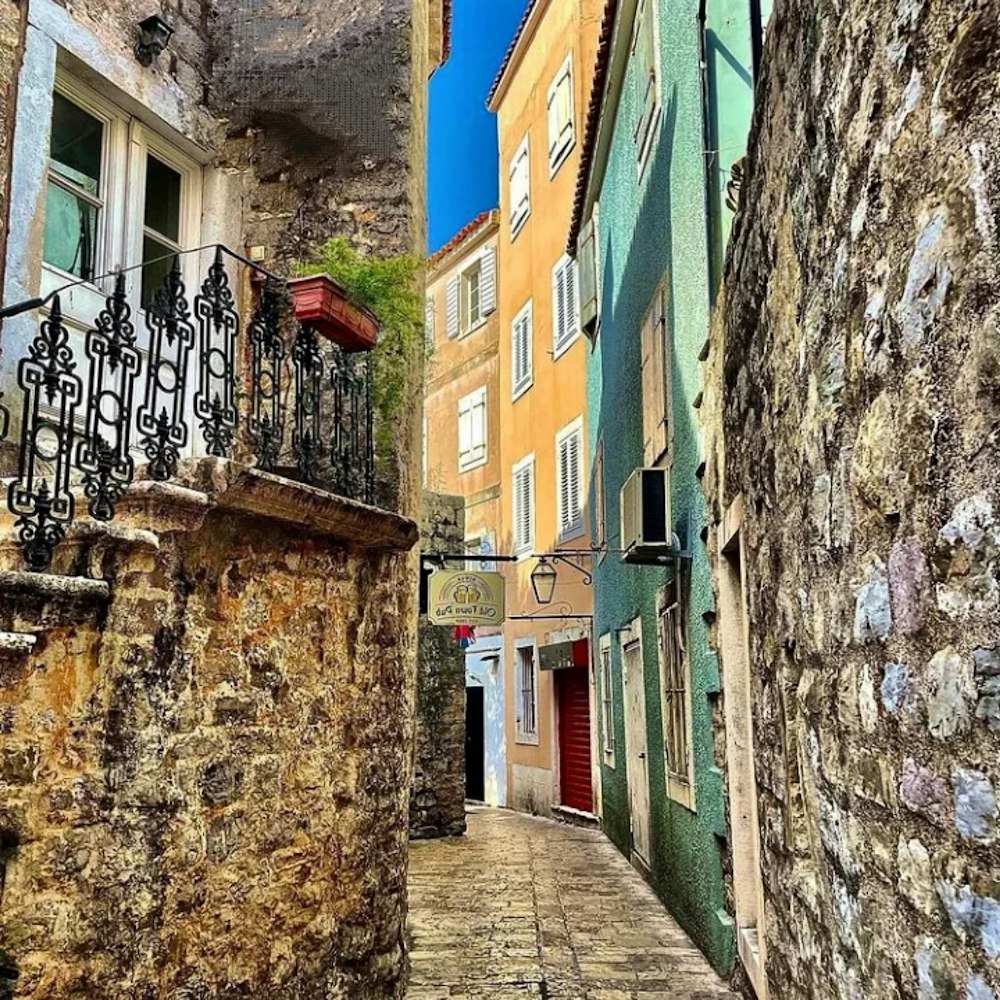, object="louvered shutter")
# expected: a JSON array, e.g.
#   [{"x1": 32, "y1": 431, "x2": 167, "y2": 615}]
[
  {"x1": 514, "y1": 462, "x2": 533, "y2": 552},
  {"x1": 578, "y1": 218, "x2": 598, "y2": 335},
  {"x1": 480, "y1": 246, "x2": 497, "y2": 315},
  {"x1": 641, "y1": 285, "x2": 669, "y2": 465},
  {"x1": 446, "y1": 276, "x2": 460, "y2": 337},
  {"x1": 472, "y1": 389, "x2": 487, "y2": 463},
  {"x1": 558, "y1": 429, "x2": 582, "y2": 535},
  {"x1": 653, "y1": 286, "x2": 670, "y2": 461},
  {"x1": 567, "y1": 259, "x2": 579, "y2": 341},
  {"x1": 641, "y1": 309, "x2": 656, "y2": 465},
  {"x1": 458, "y1": 395, "x2": 472, "y2": 467},
  {"x1": 513, "y1": 305, "x2": 532, "y2": 395},
  {"x1": 553, "y1": 261, "x2": 566, "y2": 349}
]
